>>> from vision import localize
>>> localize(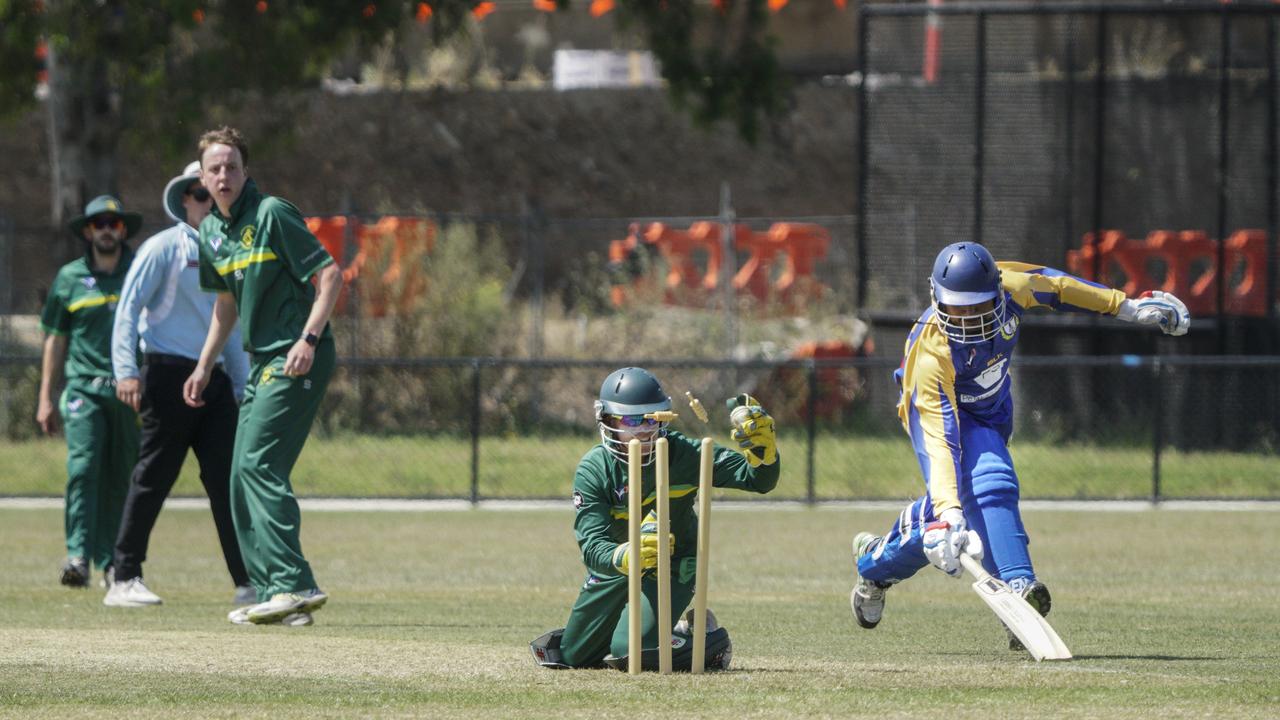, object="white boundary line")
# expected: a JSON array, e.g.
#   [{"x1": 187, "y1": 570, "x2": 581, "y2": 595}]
[{"x1": 0, "y1": 497, "x2": 1276, "y2": 512}]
